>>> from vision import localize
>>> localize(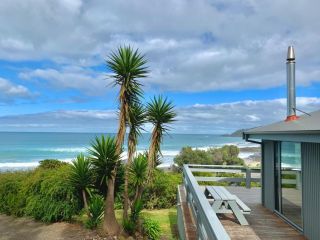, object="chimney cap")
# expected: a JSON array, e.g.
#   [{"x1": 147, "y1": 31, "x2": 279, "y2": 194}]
[{"x1": 287, "y1": 46, "x2": 295, "y2": 61}]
